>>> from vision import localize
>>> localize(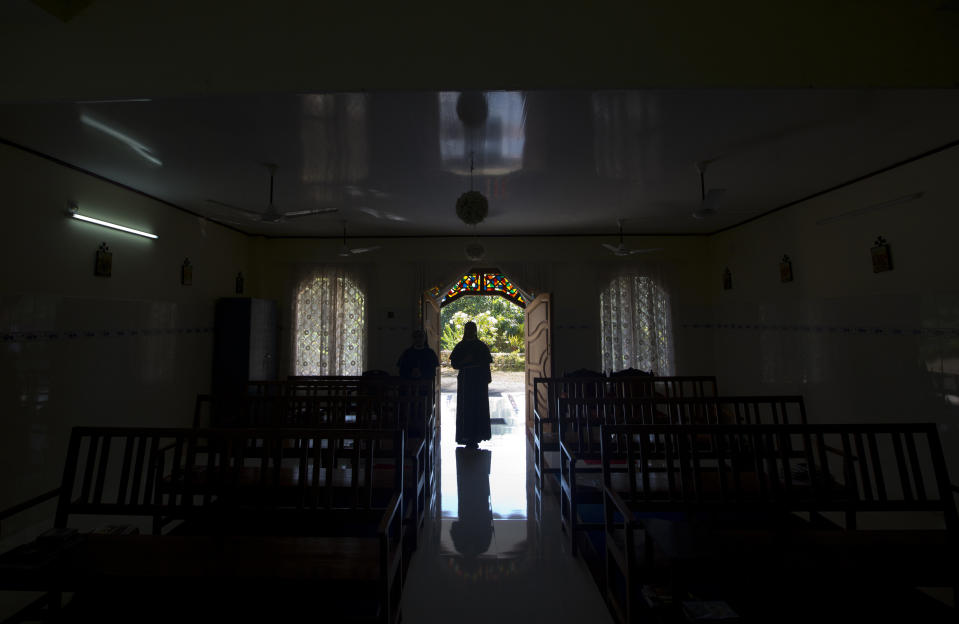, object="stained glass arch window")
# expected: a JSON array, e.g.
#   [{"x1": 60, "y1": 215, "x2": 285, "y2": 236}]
[{"x1": 440, "y1": 269, "x2": 526, "y2": 308}]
